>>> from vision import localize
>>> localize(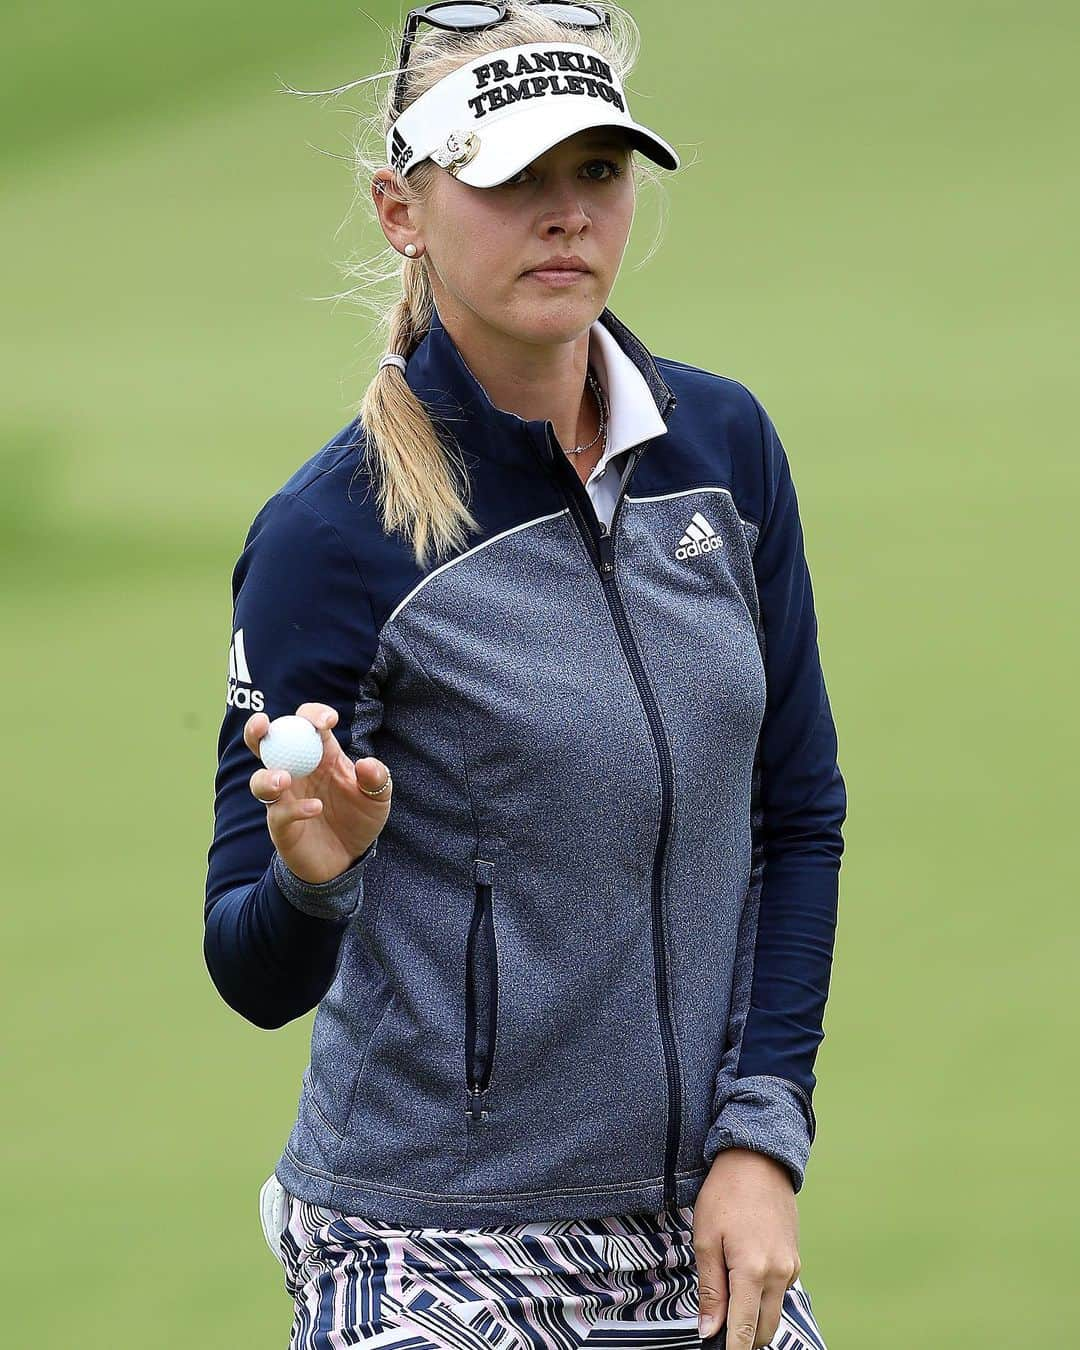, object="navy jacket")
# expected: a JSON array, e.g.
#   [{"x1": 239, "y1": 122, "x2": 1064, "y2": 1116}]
[{"x1": 203, "y1": 304, "x2": 847, "y2": 1225}]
